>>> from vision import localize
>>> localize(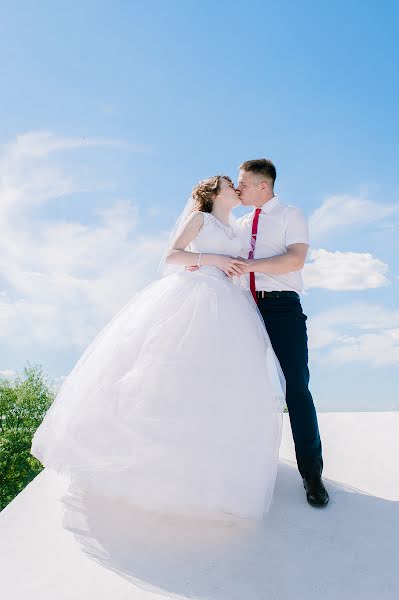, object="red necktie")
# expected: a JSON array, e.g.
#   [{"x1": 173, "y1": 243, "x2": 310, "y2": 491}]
[{"x1": 248, "y1": 208, "x2": 262, "y2": 303}]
